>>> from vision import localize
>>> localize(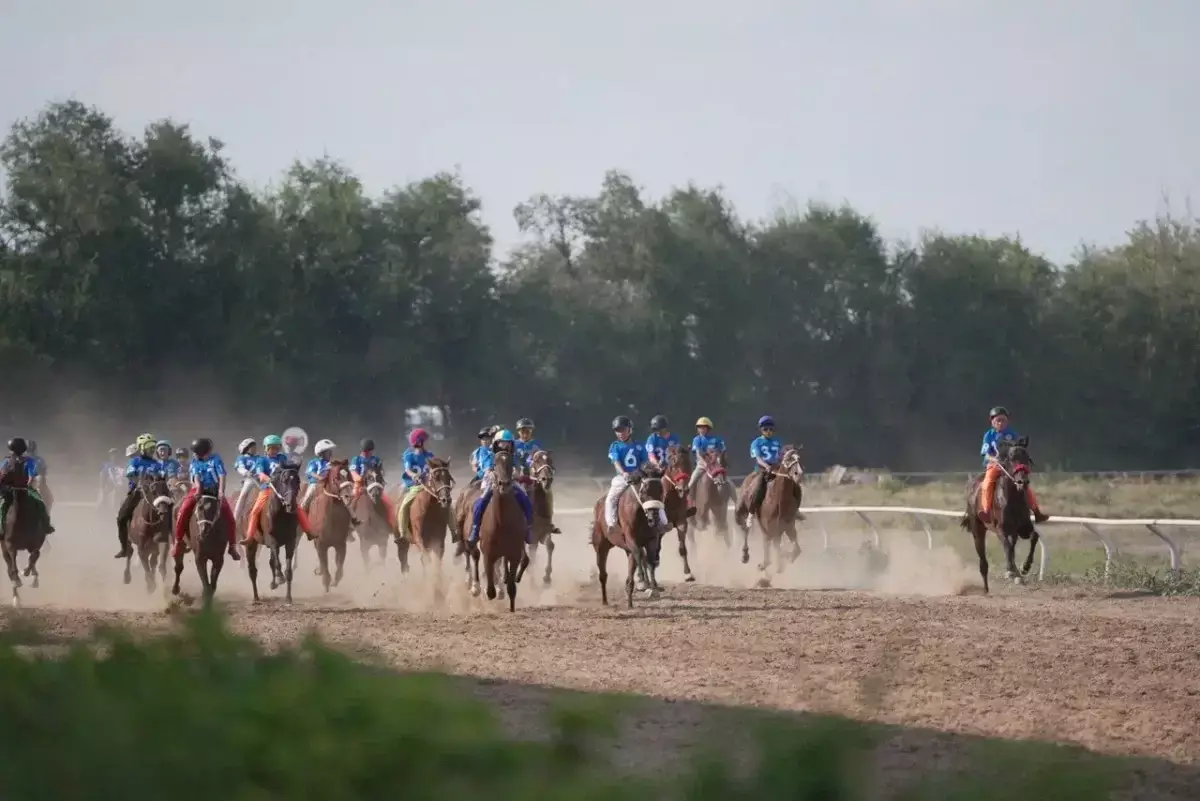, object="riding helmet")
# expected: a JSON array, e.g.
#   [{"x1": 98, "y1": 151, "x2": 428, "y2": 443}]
[
  {"x1": 238, "y1": 438, "x2": 257, "y2": 454},
  {"x1": 758, "y1": 415, "x2": 775, "y2": 429},
  {"x1": 7, "y1": 437, "x2": 27, "y2": 455},
  {"x1": 409, "y1": 428, "x2": 429, "y2": 447},
  {"x1": 191, "y1": 438, "x2": 213, "y2": 456},
  {"x1": 695, "y1": 416, "x2": 714, "y2": 429},
  {"x1": 360, "y1": 438, "x2": 375, "y2": 452},
  {"x1": 263, "y1": 434, "x2": 283, "y2": 448},
  {"x1": 612, "y1": 415, "x2": 633, "y2": 431},
  {"x1": 989, "y1": 406, "x2": 1010, "y2": 419},
  {"x1": 477, "y1": 427, "x2": 492, "y2": 440},
  {"x1": 156, "y1": 439, "x2": 172, "y2": 452},
  {"x1": 650, "y1": 415, "x2": 669, "y2": 431},
  {"x1": 494, "y1": 429, "x2": 515, "y2": 442},
  {"x1": 516, "y1": 418, "x2": 534, "y2": 431}
]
